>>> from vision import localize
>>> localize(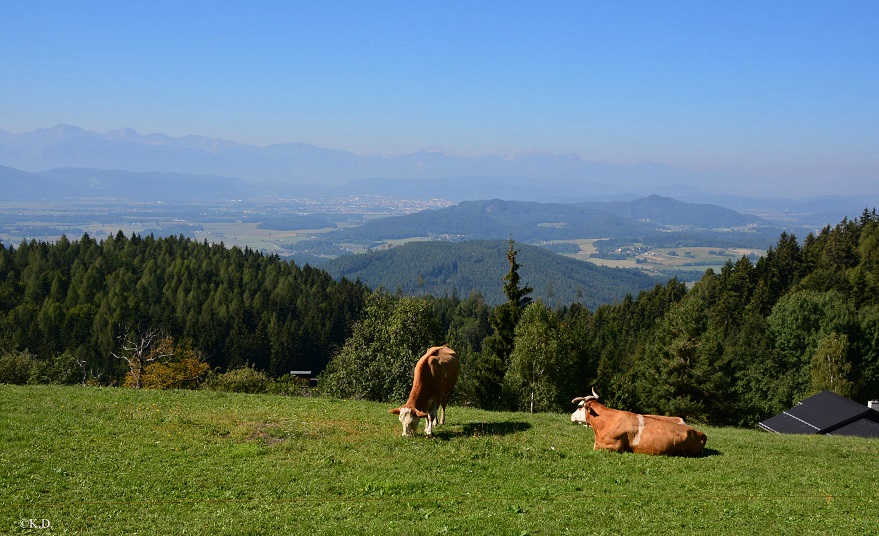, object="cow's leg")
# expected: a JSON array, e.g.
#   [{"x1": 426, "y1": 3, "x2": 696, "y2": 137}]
[
  {"x1": 425, "y1": 403, "x2": 439, "y2": 436},
  {"x1": 594, "y1": 437, "x2": 627, "y2": 453}
]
